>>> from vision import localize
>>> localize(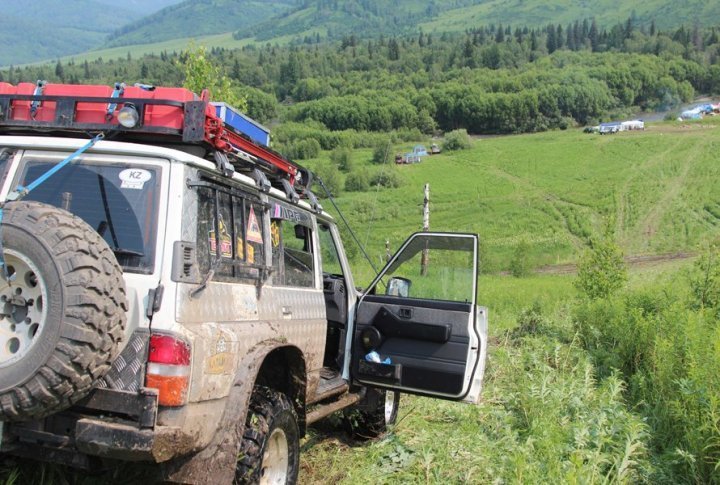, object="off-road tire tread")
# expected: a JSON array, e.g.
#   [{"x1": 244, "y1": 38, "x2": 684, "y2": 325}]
[
  {"x1": 345, "y1": 388, "x2": 400, "y2": 440},
  {"x1": 236, "y1": 386, "x2": 299, "y2": 484},
  {"x1": 0, "y1": 201, "x2": 127, "y2": 421}
]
